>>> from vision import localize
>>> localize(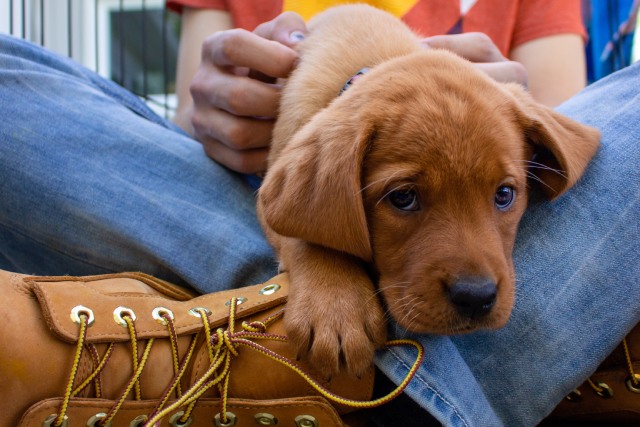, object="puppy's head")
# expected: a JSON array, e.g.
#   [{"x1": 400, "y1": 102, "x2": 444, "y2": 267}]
[{"x1": 260, "y1": 50, "x2": 600, "y2": 334}]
